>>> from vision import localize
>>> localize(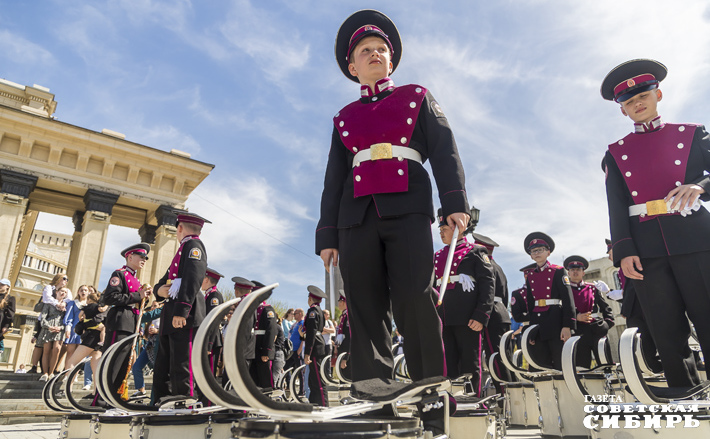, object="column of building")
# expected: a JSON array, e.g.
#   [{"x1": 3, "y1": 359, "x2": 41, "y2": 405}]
[{"x1": 0, "y1": 170, "x2": 38, "y2": 279}]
